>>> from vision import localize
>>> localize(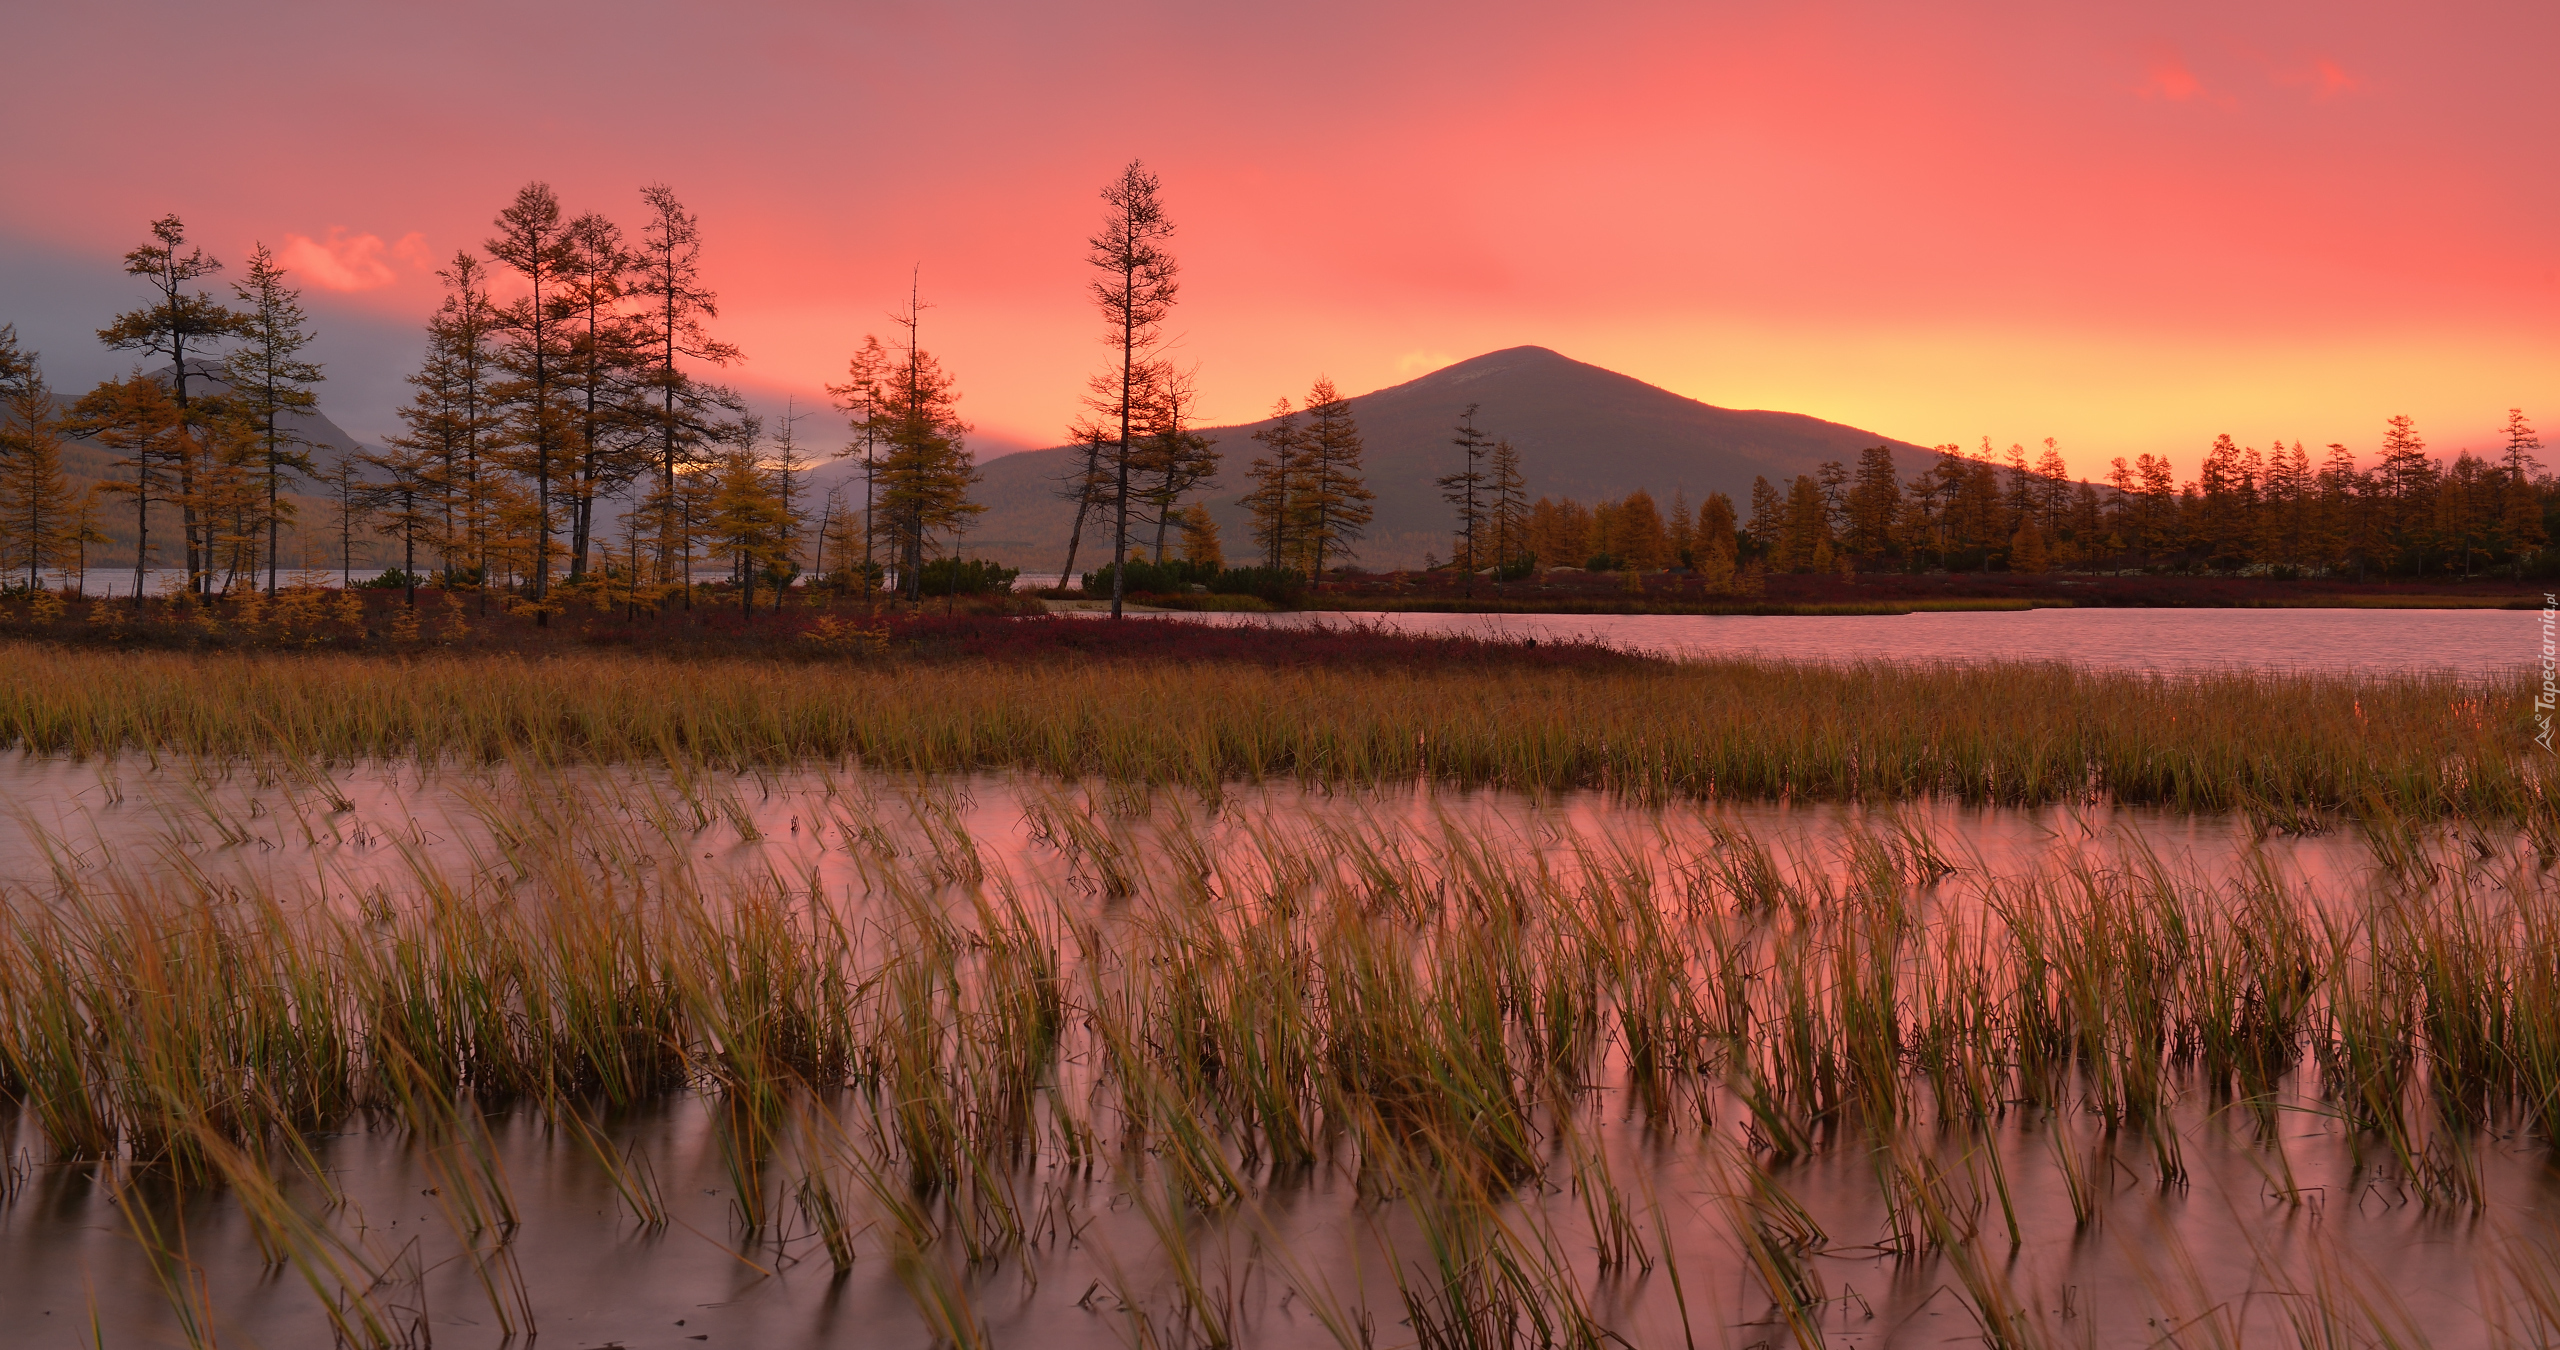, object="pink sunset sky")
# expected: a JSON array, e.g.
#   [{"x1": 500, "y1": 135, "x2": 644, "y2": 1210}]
[{"x1": 3, "y1": 0, "x2": 2552, "y2": 474}]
